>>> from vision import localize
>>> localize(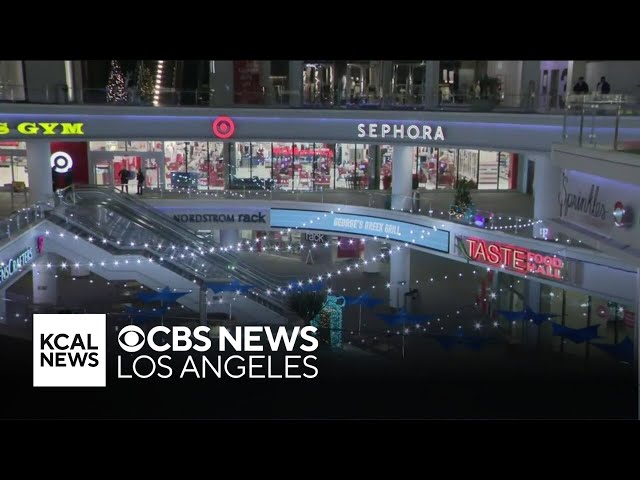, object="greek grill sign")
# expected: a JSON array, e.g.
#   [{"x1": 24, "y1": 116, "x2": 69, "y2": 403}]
[{"x1": 0, "y1": 247, "x2": 33, "y2": 284}]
